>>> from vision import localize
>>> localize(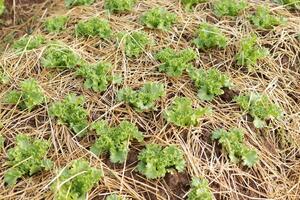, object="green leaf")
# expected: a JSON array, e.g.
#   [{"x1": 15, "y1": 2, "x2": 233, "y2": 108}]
[
  {"x1": 4, "y1": 168, "x2": 23, "y2": 186},
  {"x1": 187, "y1": 177, "x2": 213, "y2": 200},
  {"x1": 213, "y1": 0, "x2": 248, "y2": 17},
  {"x1": 44, "y1": 15, "x2": 69, "y2": 33},
  {"x1": 65, "y1": 0, "x2": 95, "y2": 8},
  {"x1": 75, "y1": 17, "x2": 112, "y2": 39},
  {"x1": 104, "y1": 0, "x2": 138, "y2": 13},
  {"x1": 13, "y1": 35, "x2": 46, "y2": 51},
  {"x1": 242, "y1": 149, "x2": 259, "y2": 167},
  {"x1": 250, "y1": 6, "x2": 285, "y2": 29},
  {"x1": 0, "y1": 0, "x2": 5, "y2": 16},
  {"x1": 181, "y1": 0, "x2": 208, "y2": 10},
  {"x1": 140, "y1": 8, "x2": 177, "y2": 30}
]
